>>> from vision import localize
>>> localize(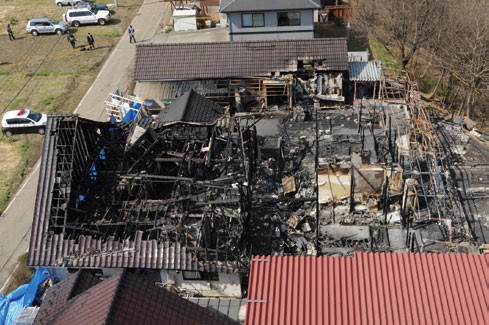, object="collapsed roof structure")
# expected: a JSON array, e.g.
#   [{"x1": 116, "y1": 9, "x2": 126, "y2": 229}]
[{"x1": 29, "y1": 92, "x2": 255, "y2": 272}]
